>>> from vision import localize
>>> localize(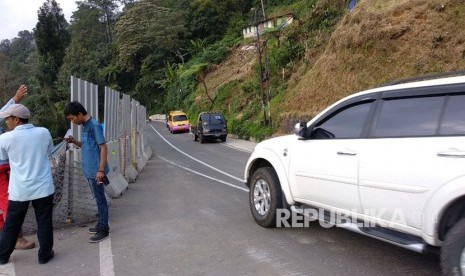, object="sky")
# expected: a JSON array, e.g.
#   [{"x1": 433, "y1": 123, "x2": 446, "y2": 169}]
[{"x1": 0, "y1": 0, "x2": 77, "y2": 41}]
